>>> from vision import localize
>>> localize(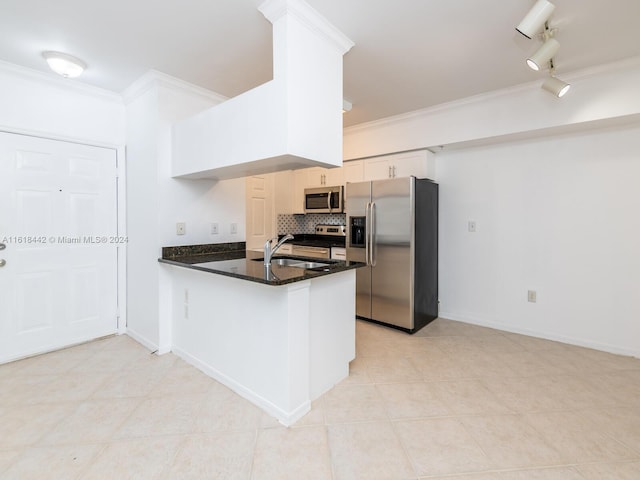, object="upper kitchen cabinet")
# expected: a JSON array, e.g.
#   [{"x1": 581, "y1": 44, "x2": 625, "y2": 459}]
[
  {"x1": 306, "y1": 166, "x2": 344, "y2": 188},
  {"x1": 343, "y1": 160, "x2": 364, "y2": 184},
  {"x1": 363, "y1": 150, "x2": 434, "y2": 181},
  {"x1": 172, "y1": 0, "x2": 354, "y2": 181}
]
